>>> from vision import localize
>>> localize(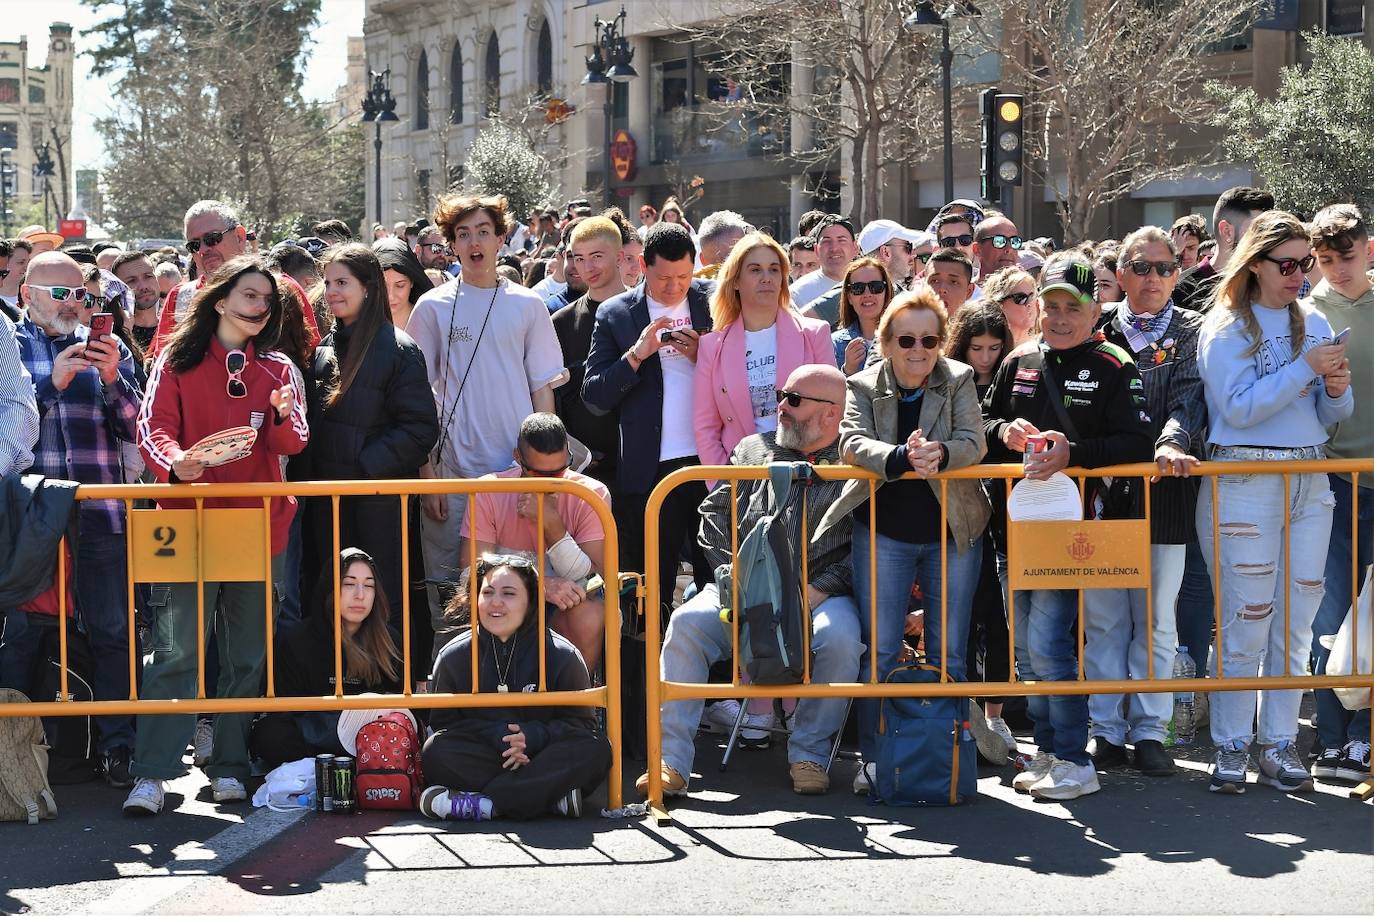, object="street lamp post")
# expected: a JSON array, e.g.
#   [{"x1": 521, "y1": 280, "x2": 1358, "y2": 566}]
[
  {"x1": 582, "y1": 6, "x2": 638, "y2": 210},
  {"x1": 34, "y1": 141, "x2": 55, "y2": 228},
  {"x1": 0, "y1": 149, "x2": 11, "y2": 236},
  {"x1": 361, "y1": 69, "x2": 399, "y2": 227},
  {"x1": 906, "y1": 1, "x2": 980, "y2": 205}
]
